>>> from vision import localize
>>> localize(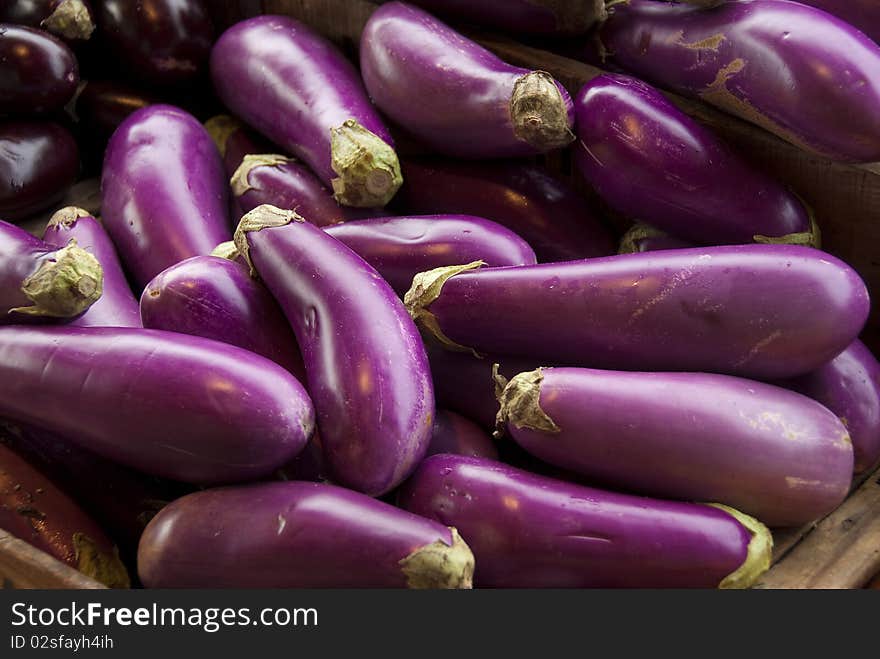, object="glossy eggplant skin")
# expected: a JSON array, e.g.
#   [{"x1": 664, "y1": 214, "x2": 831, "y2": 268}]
[
  {"x1": 574, "y1": 74, "x2": 815, "y2": 246},
  {"x1": 399, "y1": 455, "x2": 771, "y2": 588},
  {"x1": 795, "y1": 0, "x2": 880, "y2": 45},
  {"x1": 360, "y1": 2, "x2": 575, "y2": 158},
  {"x1": 101, "y1": 104, "x2": 231, "y2": 287},
  {"x1": 138, "y1": 481, "x2": 474, "y2": 589},
  {"x1": 140, "y1": 255, "x2": 305, "y2": 377},
  {"x1": 95, "y1": 0, "x2": 213, "y2": 86},
  {"x1": 234, "y1": 207, "x2": 434, "y2": 497},
  {"x1": 0, "y1": 1, "x2": 95, "y2": 41},
  {"x1": 325, "y1": 215, "x2": 537, "y2": 295},
  {"x1": 0, "y1": 438, "x2": 129, "y2": 587},
  {"x1": 779, "y1": 340, "x2": 880, "y2": 474},
  {"x1": 0, "y1": 24, "x2": 78, "y2": 115},
  {"x1": 595, "y1": 0, "x2": 880, "y2": 163},
  {"x1": 406, "y1": 245, "x2": 870, "y2": 380},
  {"x1": 428, "y1": 410, "x2": 498, "y2": 460},
  {"x1": 43, "y1": 208, "x2": 141, "y2": 328},
  {"x1": 0, "y1": 326, "x2": 315, "y2": 484},
  {"x1": 0, "y1": 121, "x2": 79, "y2": 222},
  {"x1": 395, "y1": 158, "x2": 615, "y2": 263}
]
